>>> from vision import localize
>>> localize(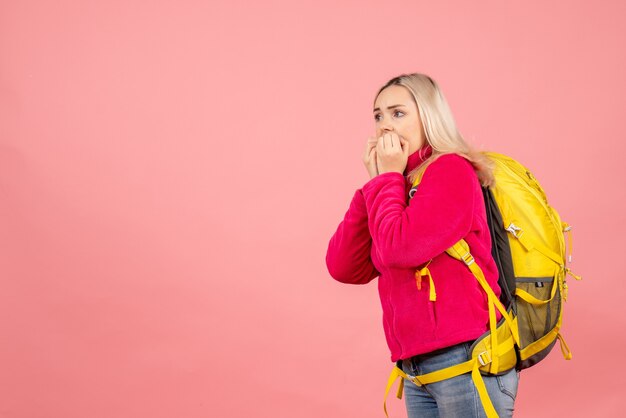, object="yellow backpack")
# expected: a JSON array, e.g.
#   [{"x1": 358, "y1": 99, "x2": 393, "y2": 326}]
[{"x1": 383, "y1": 152, "x2": 582, "y2": 418}]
